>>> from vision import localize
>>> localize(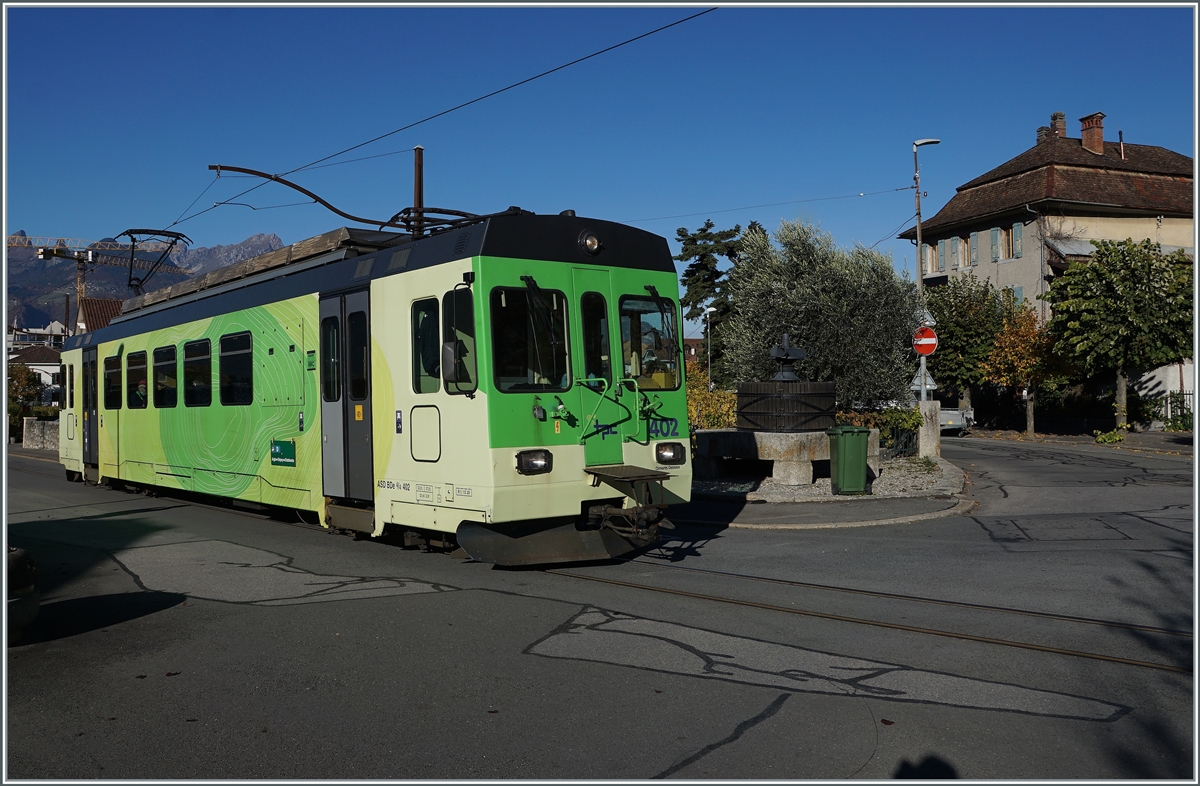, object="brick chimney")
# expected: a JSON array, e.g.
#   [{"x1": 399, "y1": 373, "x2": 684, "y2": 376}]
[
  {"x1": 1051, "y1": 112, "x2": 1067, "y2": 138},
  {"x1": 1036, "y1": 125, "x2": 1051, "y2": 144},
  {"x1": 1080, "y1": 112, "x2": 1106, "y2": 155}
]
